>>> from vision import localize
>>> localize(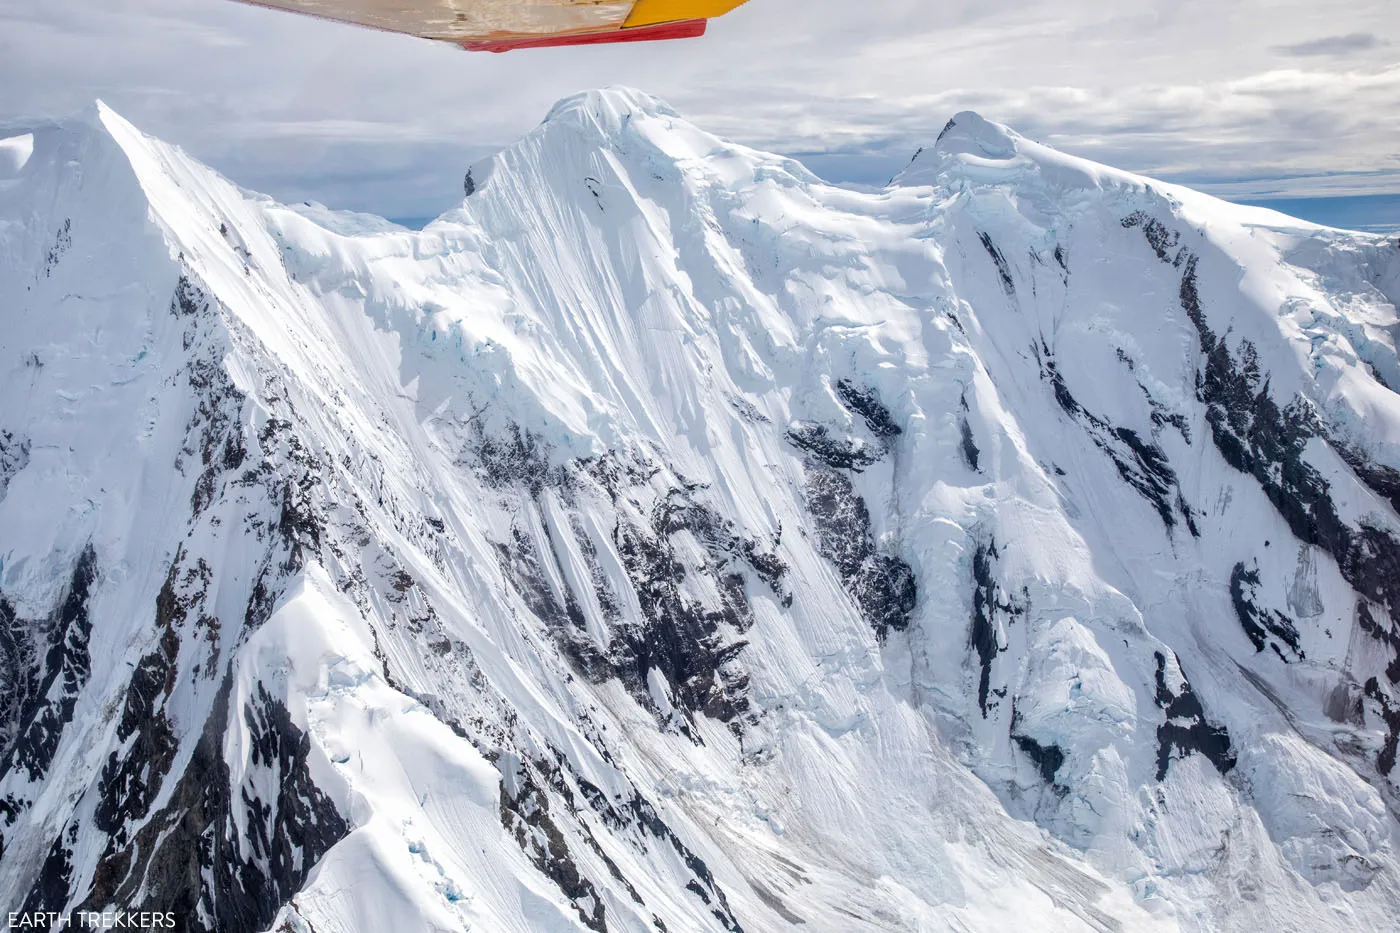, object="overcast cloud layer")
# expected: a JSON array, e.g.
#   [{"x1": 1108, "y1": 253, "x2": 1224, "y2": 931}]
[{"x1": 2, "y1": 0, "x2": 1397, "y2": 220}]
